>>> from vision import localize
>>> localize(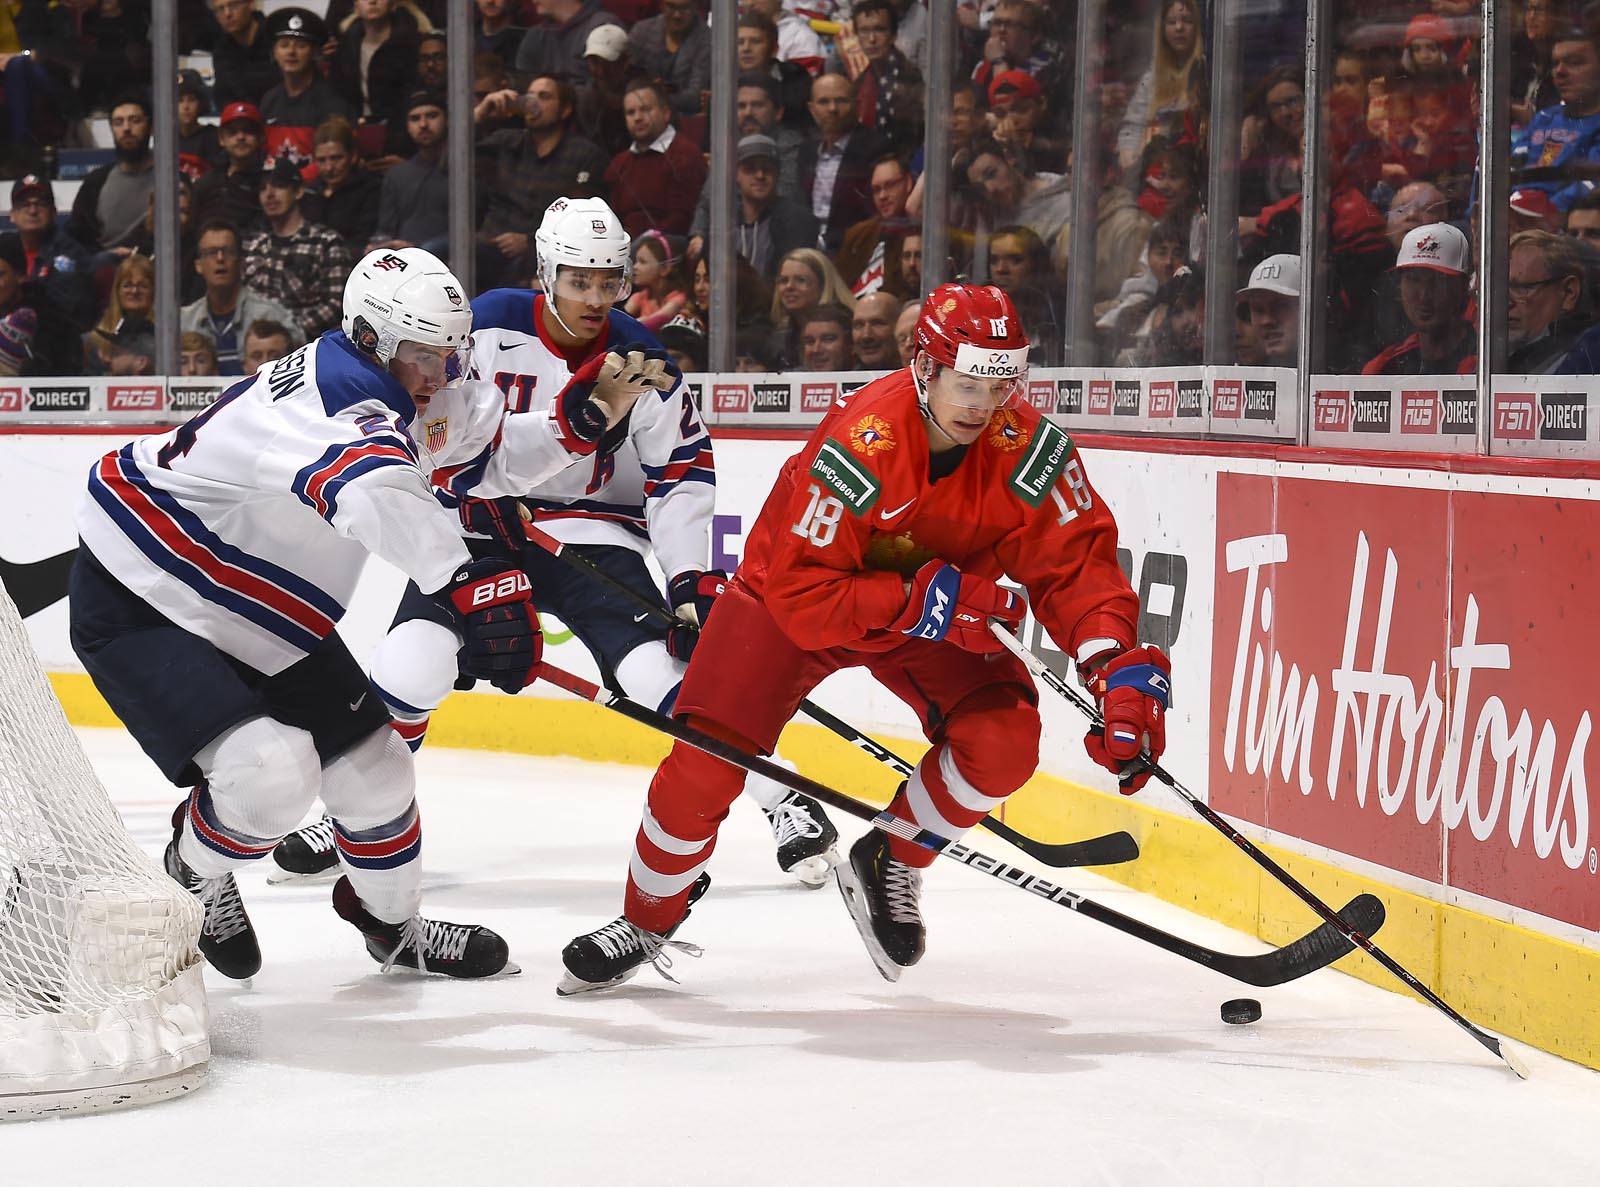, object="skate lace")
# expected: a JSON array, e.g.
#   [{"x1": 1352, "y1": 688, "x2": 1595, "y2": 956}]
[
  {"x1": 196, "y1": 876, "x2": 250, "y2": 943},
  {"x1": 766, "y1": 794, "x2": 824, "y2": 847},
  {"x1": 301, "y1": 817, "x2": 338, "y2": 855},
  {"x1": 590, "y1": 918, "x2": 703, "y2": 984},
  {"x1": 381, "y1": 915, "x2": 472, "y2": 972},
  {"x1": 883, "y1": 860, "x2": 924, "y2": 927}
]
